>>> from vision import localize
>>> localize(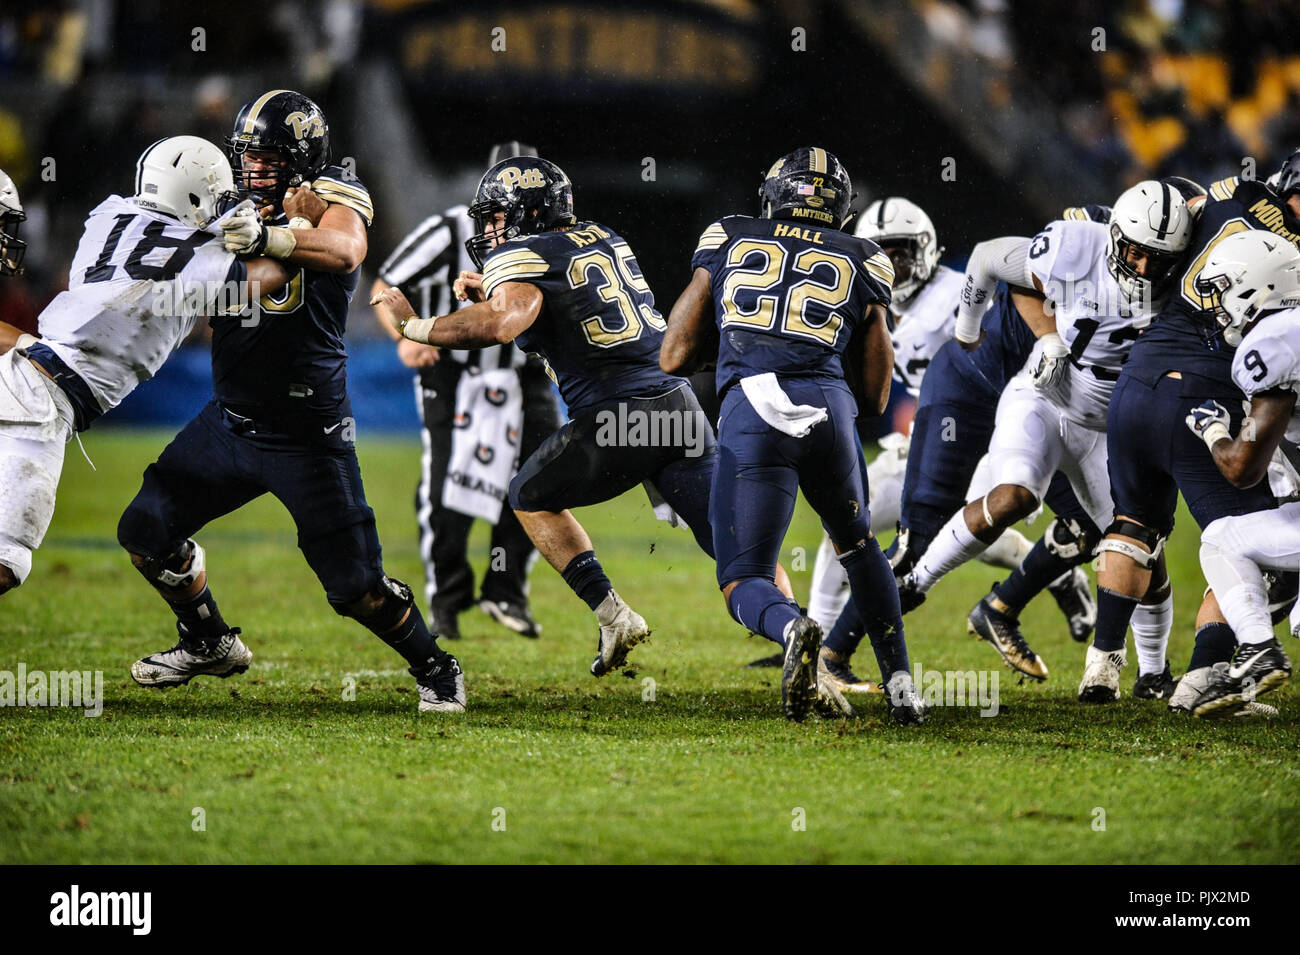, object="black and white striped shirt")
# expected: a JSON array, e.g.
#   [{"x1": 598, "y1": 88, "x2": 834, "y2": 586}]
[{"x1": 377, "y1": 203, "x2": 524, "y2": 370}]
